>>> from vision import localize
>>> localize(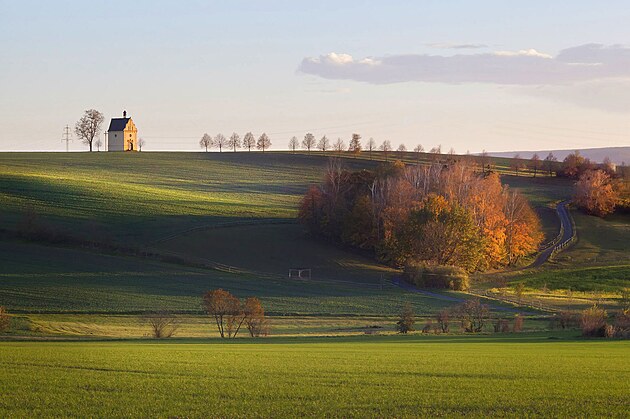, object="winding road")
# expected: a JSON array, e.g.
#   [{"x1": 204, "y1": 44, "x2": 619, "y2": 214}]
[{"x1": 530, "y1": 200, "x2": 574, "y2": 268}]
